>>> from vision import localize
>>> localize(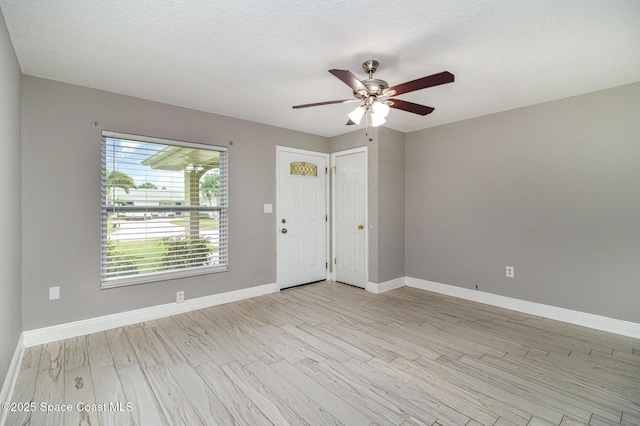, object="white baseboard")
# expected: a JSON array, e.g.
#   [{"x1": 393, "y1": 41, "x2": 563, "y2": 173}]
[
  {"x1": 406, "y1": 277, "x2": 640, "y2": 339},
  {"x1": 0, "y1": 333, "x2": 24, "y2": 425},
  {"x1": 22, "y1": 283, "x2": 278, "y2": 347},
  {"x1": 13, "y1": 276, "x2": 640, "y2": 367},
  {"x1": 366, "y1": 277, "x2": 406, "y2": 294}
]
